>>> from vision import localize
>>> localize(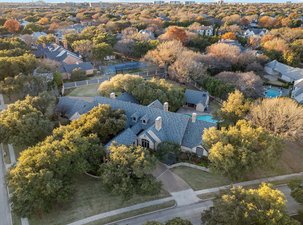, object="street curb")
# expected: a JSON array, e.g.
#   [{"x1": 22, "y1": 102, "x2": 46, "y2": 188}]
[{"x1": 105, "y1": 201, "x2": 177, "y2": 225}]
